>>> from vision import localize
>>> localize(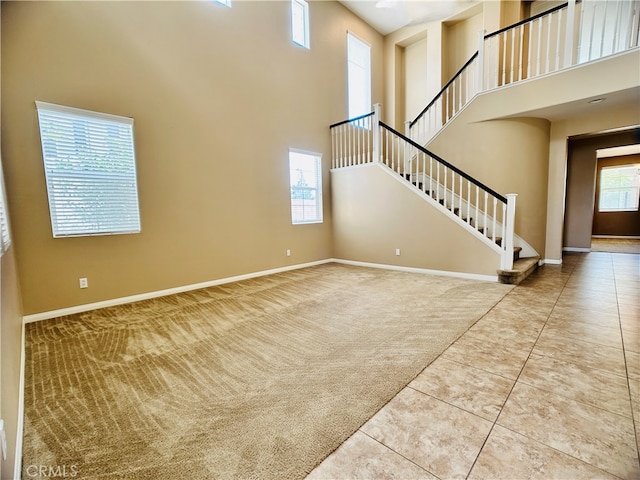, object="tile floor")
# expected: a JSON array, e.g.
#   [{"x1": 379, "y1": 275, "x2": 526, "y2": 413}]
[{"x1": 307, "y1": 252, "x2": 640, "y2": 479}]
